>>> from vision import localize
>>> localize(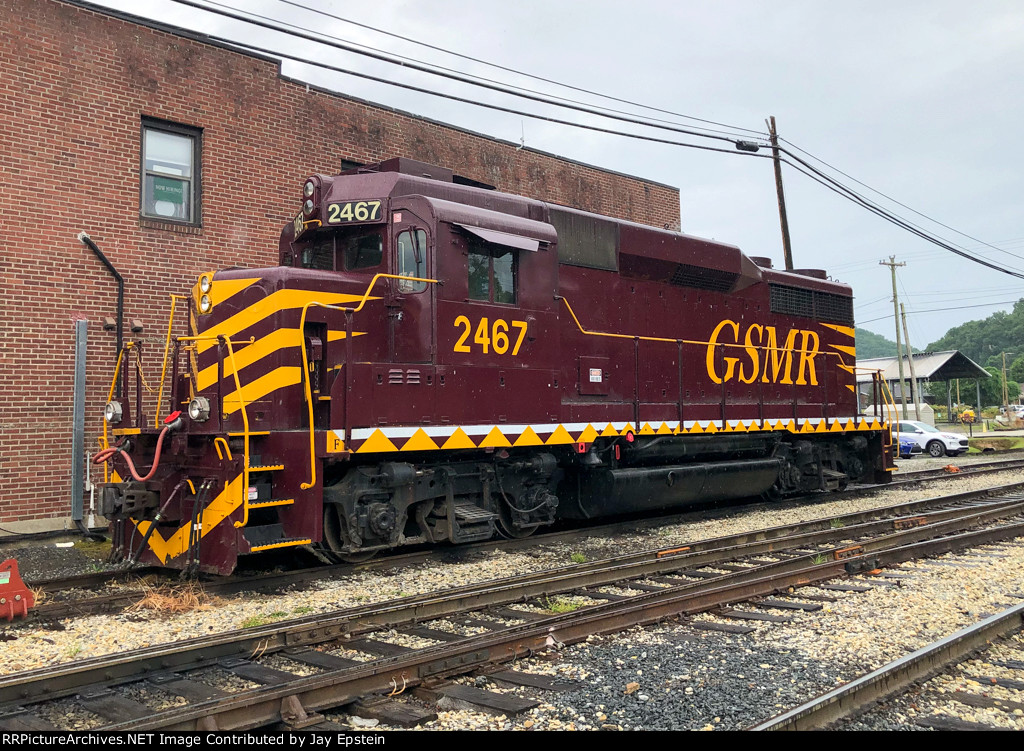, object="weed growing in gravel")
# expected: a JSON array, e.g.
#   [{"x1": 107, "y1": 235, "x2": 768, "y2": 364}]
[
  {"x1": 241, "y1": 611, "x2": 289, "y2": 629},
  {"x1": 570, "y1": 552, "x2": 587, "y2": 564},
  {"x1": 830, "y1": 519, "x2": 845, "y2": 529},
  {"x1": 128, "y1": 581, "x2": 221, "y2": 614},
  {"x1": 543, "y1": 596, "x2": 581, "y2": 614},
  {"x1": 73, "y1": 538, "x2": 112, "y2": 559},
  {"x1": 65, "y1": 643, "x2": 82, "y2": 657},
  {"x1": 811, "y1": 553, "x2": 828, "y2": 565},
  {"x1": 292, "y1": 606, "x2": 315, "y2": 615}
]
